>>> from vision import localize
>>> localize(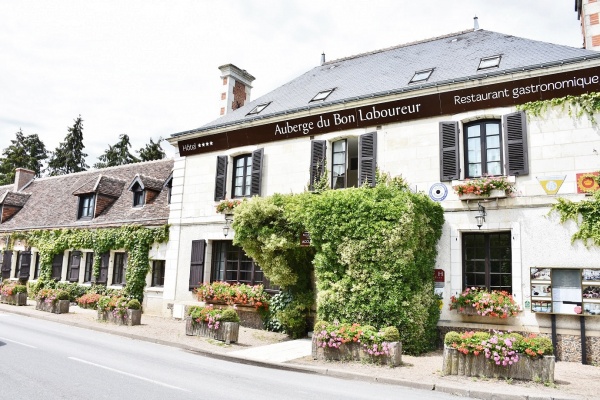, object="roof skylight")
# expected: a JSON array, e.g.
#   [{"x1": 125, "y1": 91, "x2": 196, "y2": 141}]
[
  {"x1": 310, "y1": 88, "x2": 335, "y2": 102},
  {"x1": 478, "y1": 55, "x2": 501, "y2": 70},
  {"x1": 409, "y1": 69, "x2": 434, "y2": 84},
  {"x1": 246, "y1": 102, "x2": 271, "y2": 116}
]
